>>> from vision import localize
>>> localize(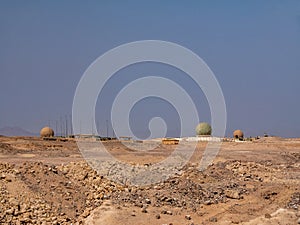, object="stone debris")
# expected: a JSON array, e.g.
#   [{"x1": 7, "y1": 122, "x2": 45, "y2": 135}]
[
  {"x1": 141, "y1": 207, "x2": 148, "y2": 213},
  {"x1": 287, "y1": 192, "x2": 300, "y2": 210},
  {"x1": 185, "y1": 214, "x2": 192, "y2": 220},
  {"x1": 0, "y1": 158, "x2": 298, "y2": 224}
]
